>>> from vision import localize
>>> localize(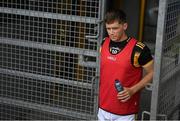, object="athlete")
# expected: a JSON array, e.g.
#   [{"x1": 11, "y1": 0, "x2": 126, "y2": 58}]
[{"x1": 98, "y1": 9, "x2": 154, "y2": 121}]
